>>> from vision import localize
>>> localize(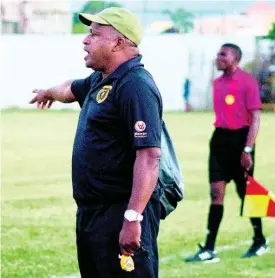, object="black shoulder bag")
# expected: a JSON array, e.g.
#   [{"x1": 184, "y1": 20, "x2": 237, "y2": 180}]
[{"x1": 115, "y1": 66, "x2": 184, "y2": 220}]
